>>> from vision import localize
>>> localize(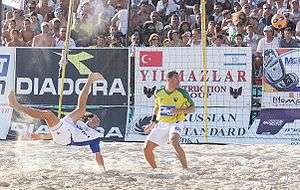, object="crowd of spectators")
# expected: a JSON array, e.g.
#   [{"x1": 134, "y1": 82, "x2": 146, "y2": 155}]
[{"x1": 1, "y1": 0, "x2": 300, "y2": 51}]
